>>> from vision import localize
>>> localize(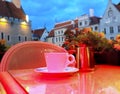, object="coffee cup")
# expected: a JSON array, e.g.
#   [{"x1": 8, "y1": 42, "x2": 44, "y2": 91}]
[{"x1": 44, "y1": 52, "x2": 75, "y2": 72}]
